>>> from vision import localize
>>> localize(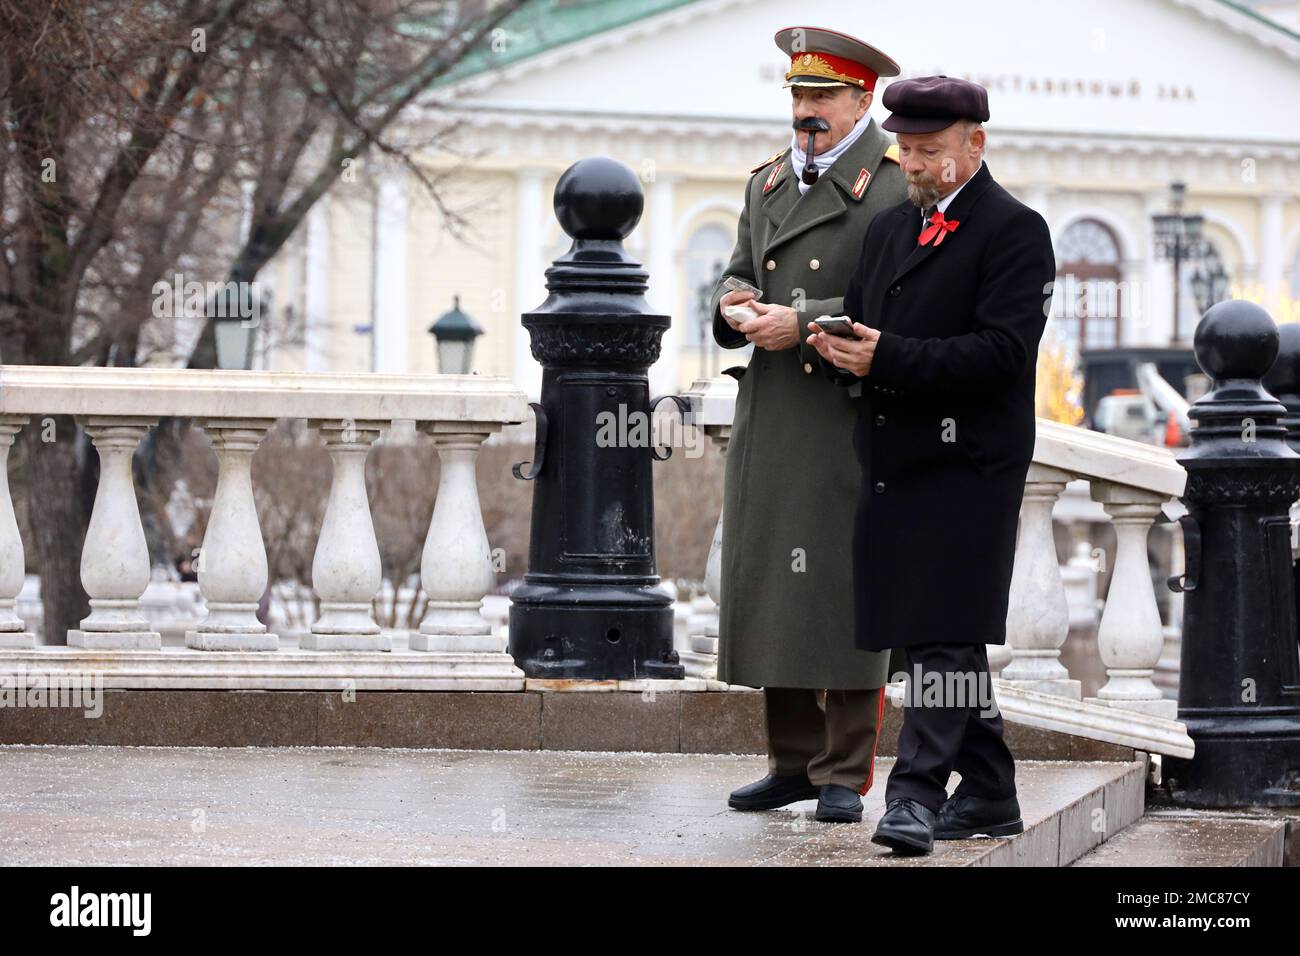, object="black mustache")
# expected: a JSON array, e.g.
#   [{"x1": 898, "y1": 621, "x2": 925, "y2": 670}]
[{"x1": 793, "y1": 117, "x2": 831, "y2": 133}]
